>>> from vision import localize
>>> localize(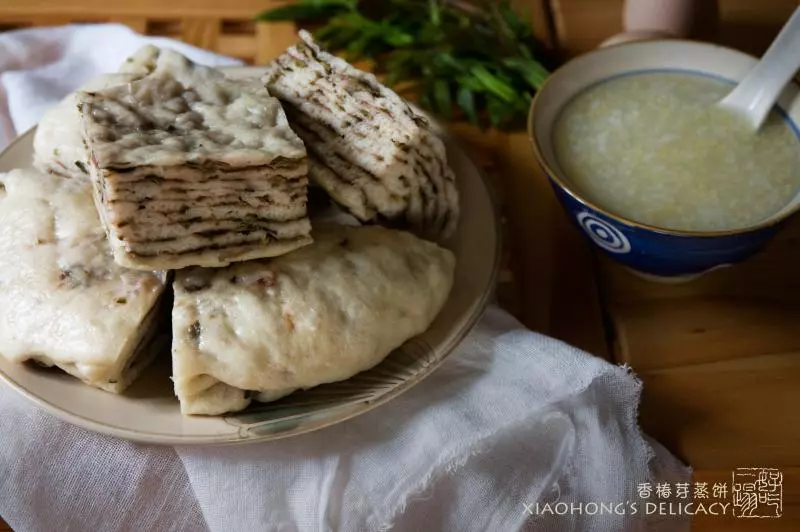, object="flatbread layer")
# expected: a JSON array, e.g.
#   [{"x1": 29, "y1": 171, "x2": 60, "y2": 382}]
[
  {"x1": 33, "y1": 45, "x2": 160, "y2": 180},
  {"x1": 78, "y1": 47, "x2": 312, "y2": 270},
  {"x1": 172, "y1": 224, "x2": 455, "y2": 415},
  {"x1": 263, "y1": 31, "x2": 459, "y2": 238},
  {"x1": 0, "y1": 169, "x2": 168, "y2": 392}
]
